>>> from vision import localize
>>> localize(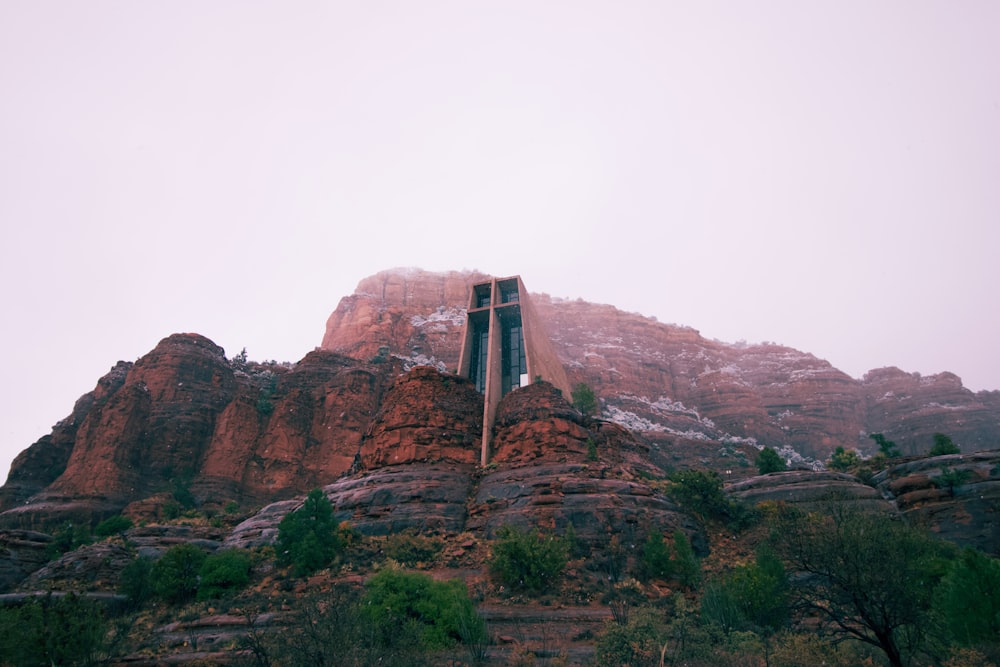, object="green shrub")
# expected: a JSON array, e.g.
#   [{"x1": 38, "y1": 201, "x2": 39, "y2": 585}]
[
  {"x1": 594, "y1": 534, "x2": 628, "y2": 583},
  {"x1": 827, "y1": 446, "x2": 861, "y2": 471},
  {"x1": 151, "y1": 543, "x2": 207, "y2": 603},
  {"x1": 870, "y1": 433, "x2": 901, "y2": 458},
  {"x1": 934, "y1": 466, "x2": 973, "y2": 495},
  {"x1": 119, "y1": 555, "x2": 155, "y2": 607},
  {"x1": 668, "y1": 470, "x2": 758, "y2": 531},
  {"x1": 756, "y1": 447, "x2": 786, "y2": 474},
  {"x1": 161, "y1": 500, "x2": 183, "y2": 520},
  {"x1": 639, "y1": 532, "x2": 673, "y2": 581},
  {"x1": 384, "y1": 530, "x2": 444, "y2": 568},
  {"x1": 933, "y1": 547, "x2": 1000, "y2": 646},
  {"x1": 171, "y1": 476, "x2": 197, "y2": 510},
  {"x1": 769, "y1": 503, "x2": 956, "y2": 667},
  {"x1": 930, "y1": 433, "x2": 961, "y2": 456},
  {"x1": 94, "y1": 514, "x2": 133, "y2": 538},
  {"x1": 702, "y1": 546, "x2": 788, "y2": 635},
  {"x1": 564, "y1": 522, "x2": 585, "y2": 558},
  {"x1": 636, "y1": 531, "x2": 700, "y2": 587},
  {"x1": 571, "y1": 382, "x2": 598, "y2": 416},
  {"x1": 276, "y1": 489, "x2": 345, "y2": 576},
  {"x1": 256, "y1": 372, "x2": 279, "y2": 414},
  {"x1": 46, "y1": 521, "x2": 92, "y2": 558},
  {"x1": 362, "y1": 567, "x2": 487, "y2": 650},
  {"x1": 0, "y1": 593, "x2": 109, "y2": 666},
  {"x1": 770, "y1": 630, "x2": 883, "y2": 667},
  {"x1": 671, "y1": 530, "x2": 702, "y2": 588},
  {"x1": 595, "y1": 606, "x2": 664, "y2": 667},
  {"x1": 668, "y1": 470, "x2": 729, "y2": 516},
  {"x1": 701, "y1": 579, "x2": 743, "y2": 632},
  {"x1": 489, "y1": 524, "x2": 570, "y2": 595},
  {"x1": 198, "y1": 549, "x2": 252, "y2": 600},
  {"x1": 246, "y1": 585, "x2": 426, "y2": 666}
]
